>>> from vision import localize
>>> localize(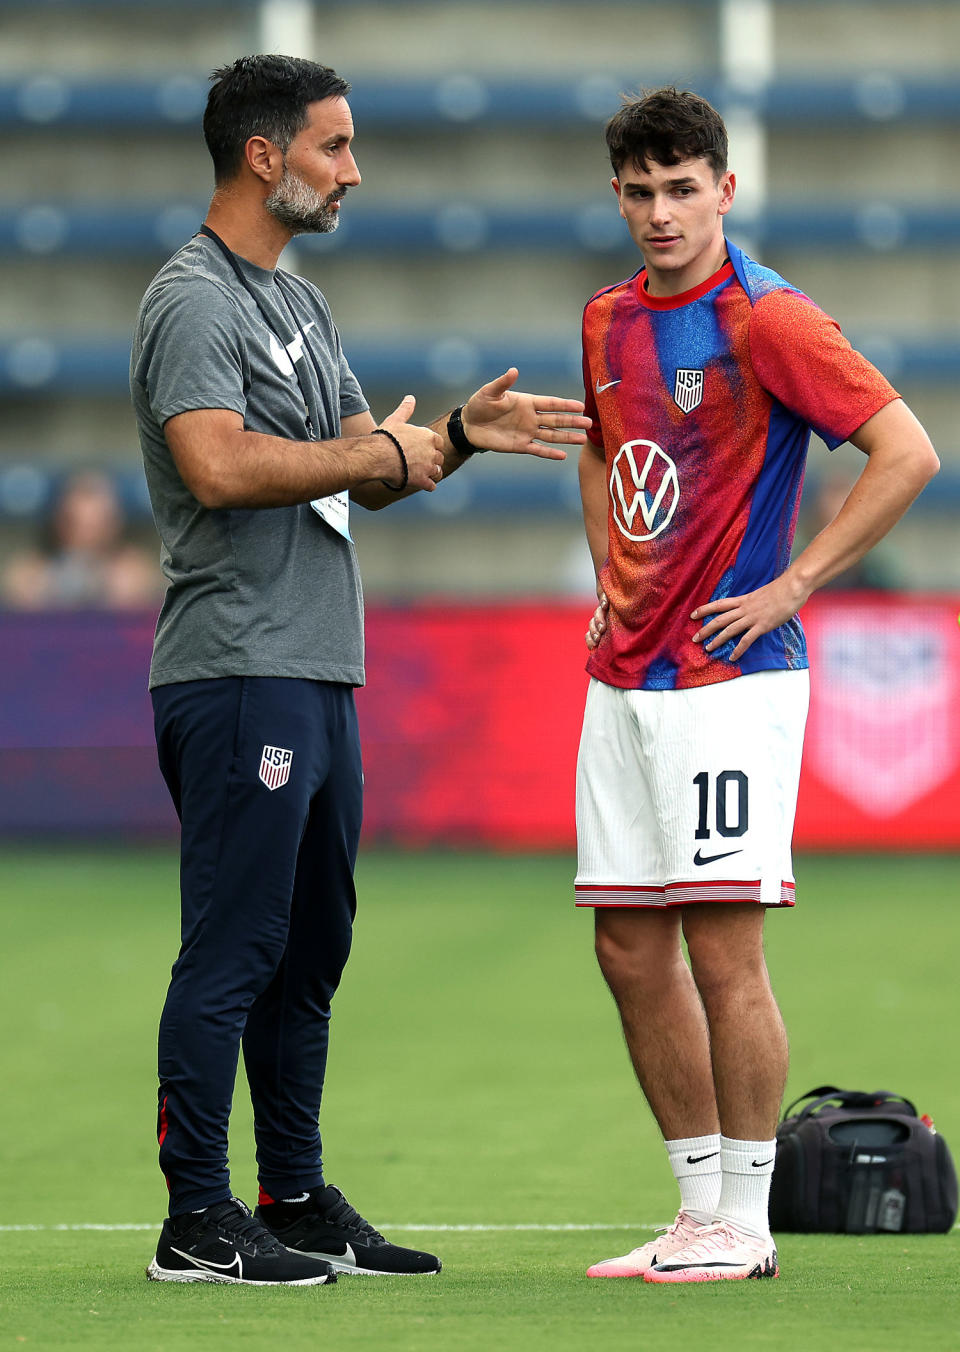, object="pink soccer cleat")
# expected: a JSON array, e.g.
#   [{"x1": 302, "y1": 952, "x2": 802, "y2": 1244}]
[
  {"x1": 586, "y1": 1211, "x2": 704, "y2": 1278},
  {"x1": 644, "y1": 1220, "x2": 778, "y2": 1283}
]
